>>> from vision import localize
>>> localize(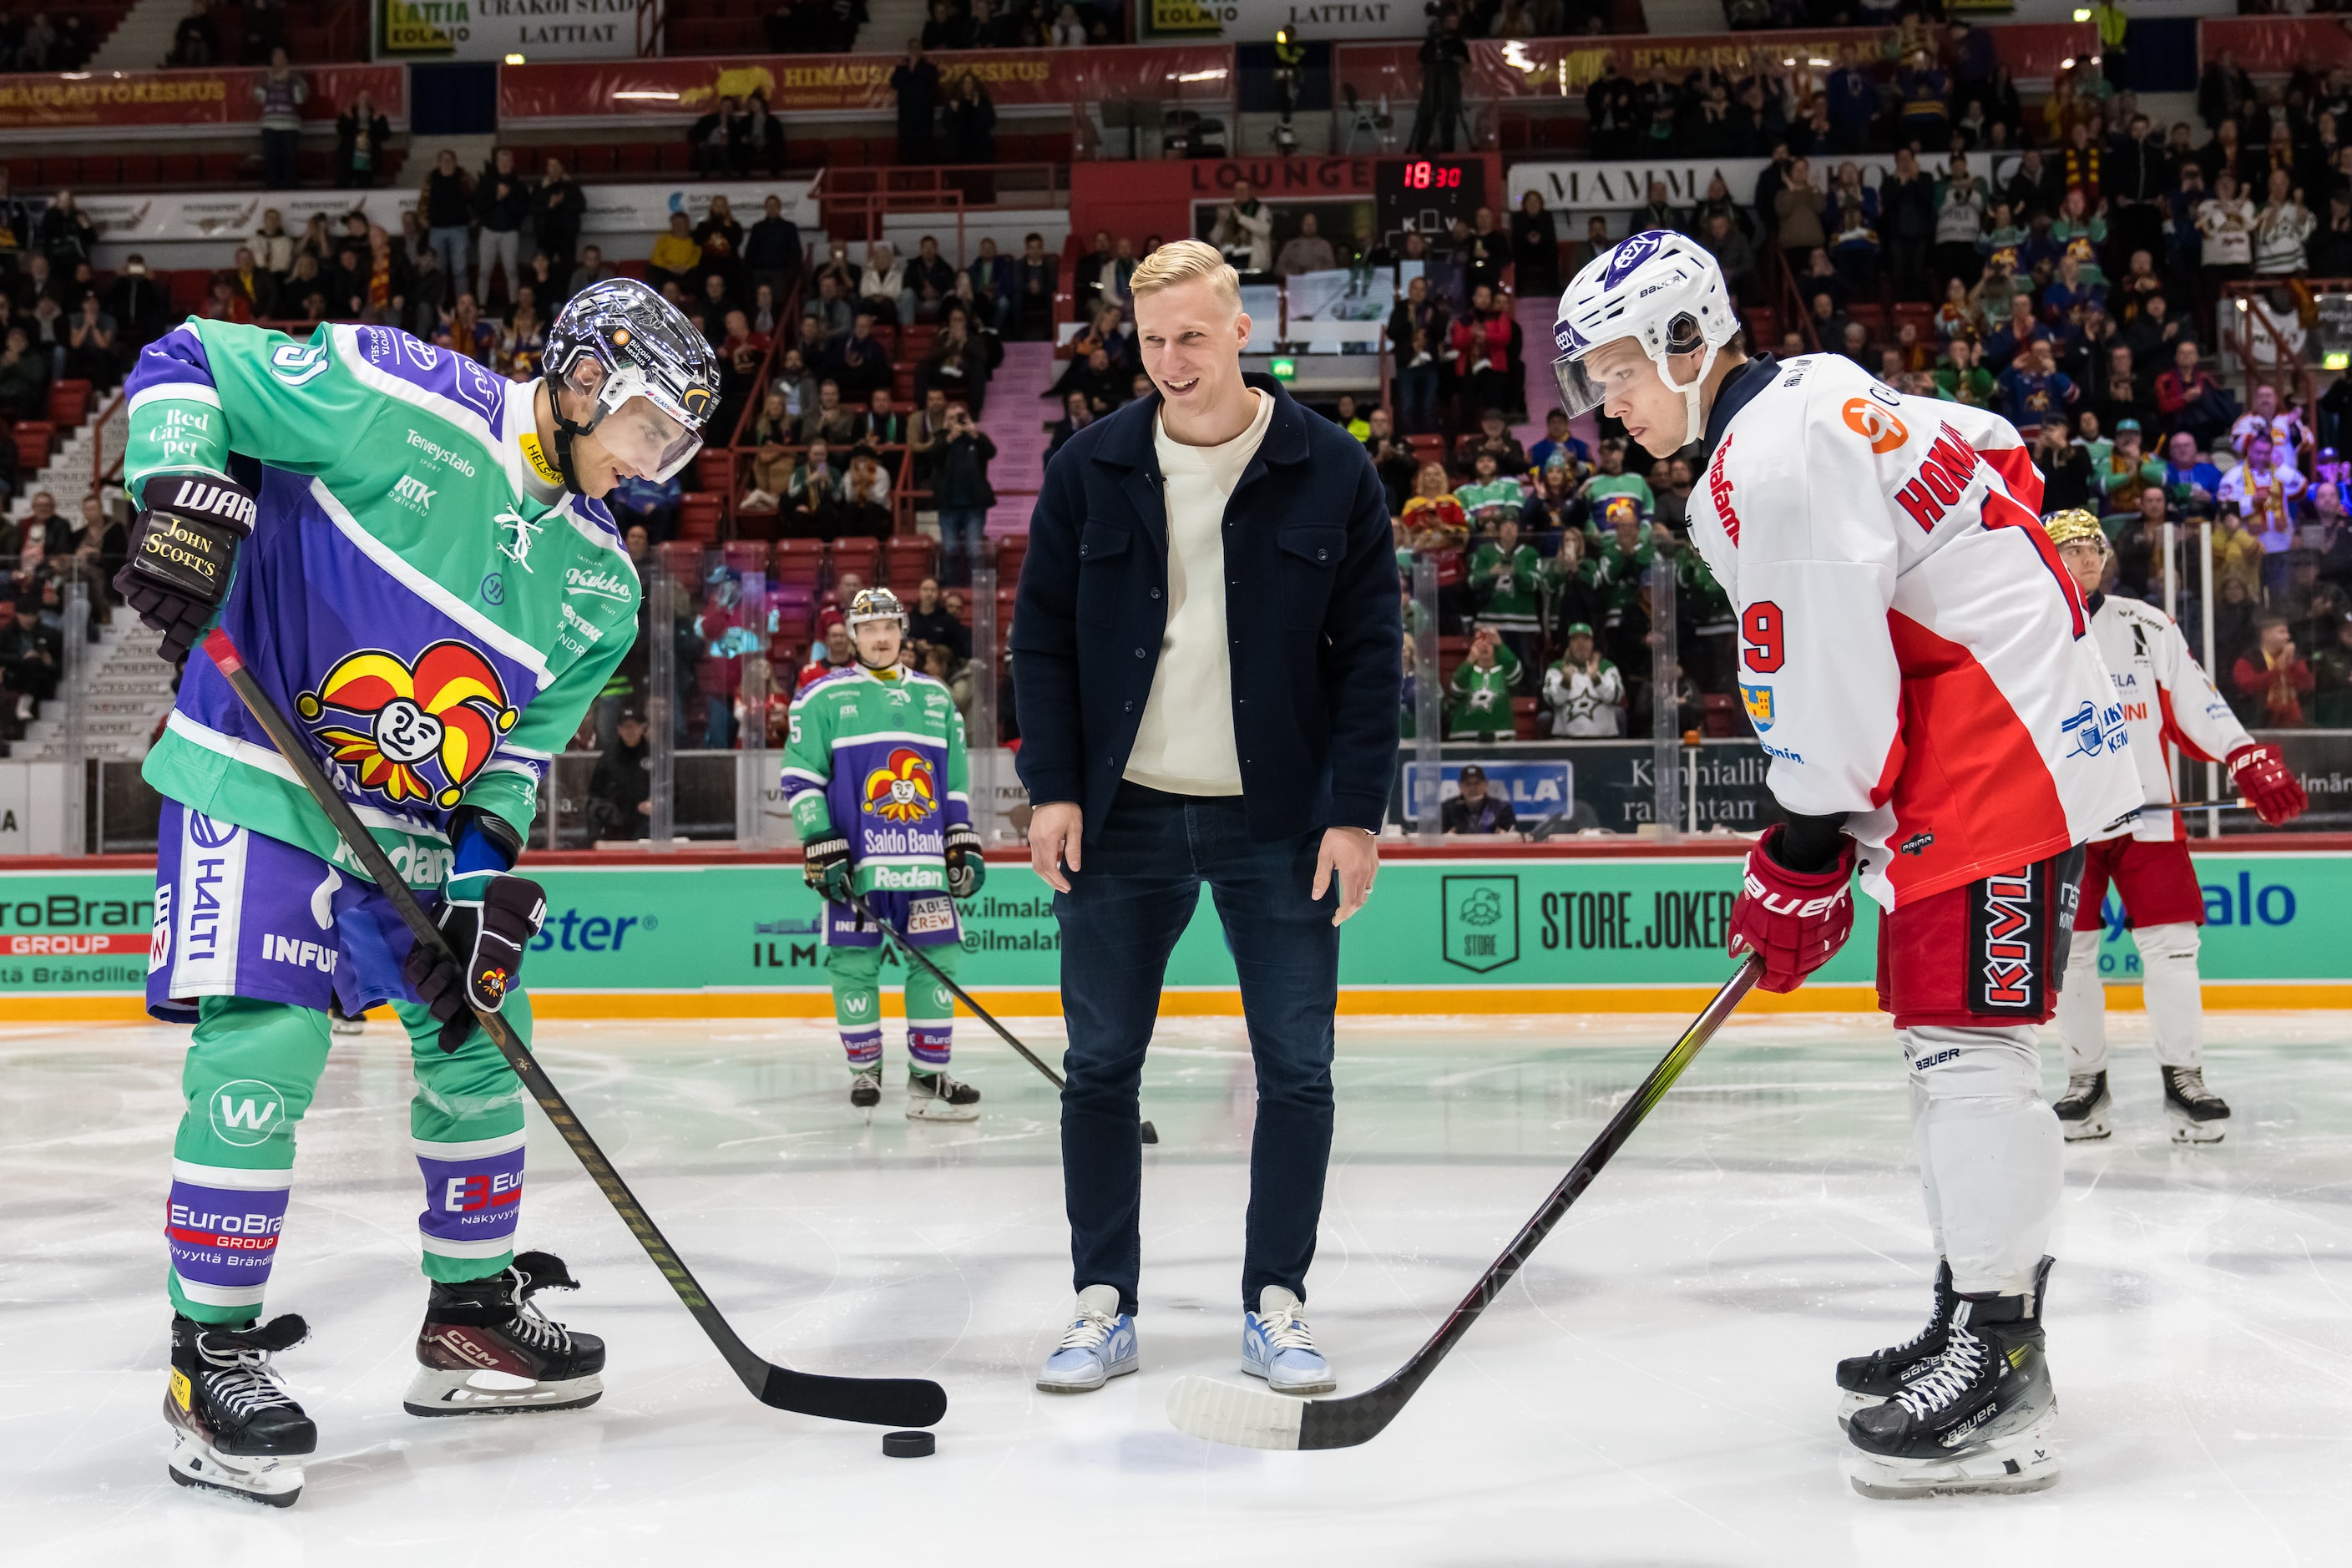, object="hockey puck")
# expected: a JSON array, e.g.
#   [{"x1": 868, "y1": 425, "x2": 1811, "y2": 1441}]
[{"x1": 883, "y1": 1430, "x2": 936, "y2": 1458}]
